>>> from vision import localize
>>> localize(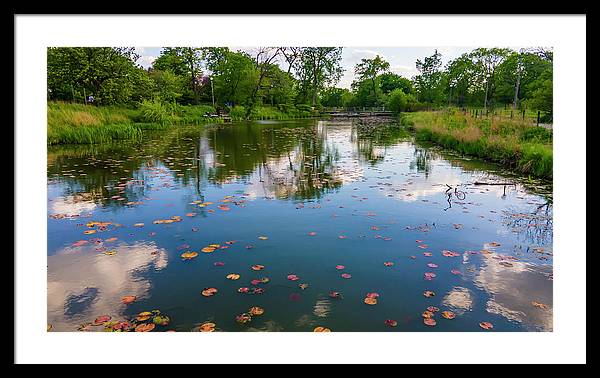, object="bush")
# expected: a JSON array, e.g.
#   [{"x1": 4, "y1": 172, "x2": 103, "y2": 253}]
[{"x1": 139, "y1": 99, "x2": 173, "y2": 125}]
